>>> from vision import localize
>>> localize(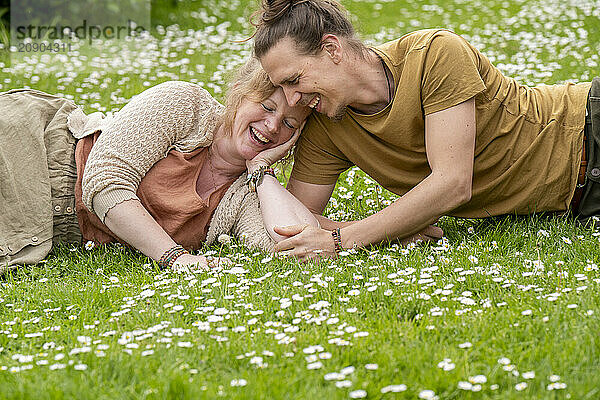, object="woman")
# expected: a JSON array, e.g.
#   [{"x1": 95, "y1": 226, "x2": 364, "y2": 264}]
[
  {"x1": 0, "y1": 58, "x2": 318, "y2": 272},
  {"x1": 248, "y1": 0, "x2": 595, "y2": 260}
]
